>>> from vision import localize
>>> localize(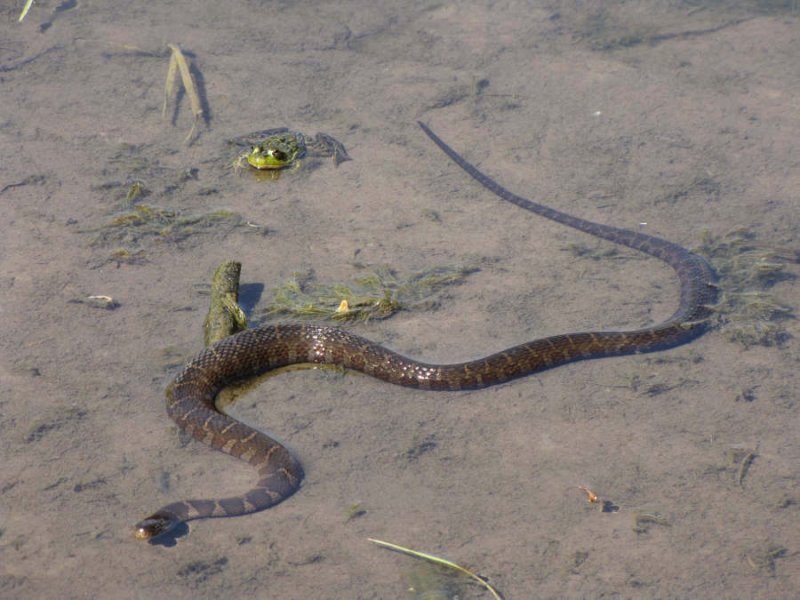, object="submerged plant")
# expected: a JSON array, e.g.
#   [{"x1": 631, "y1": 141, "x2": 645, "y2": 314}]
[
  {"x1": 164, "y1": 44, "x2": 204, "y2": 144},
  {"x1": 369, "y1": 538, "x2": 503, "y2": 599},
  {"x1": 697, "y1": 228, "x2": 797, "y2": 347},
  {"x1": 260, "y1": 264, "x2": 479, "y2": 322},
  {"x1": 84, "y1": 204, "x2": 244, "y2": 248}
]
